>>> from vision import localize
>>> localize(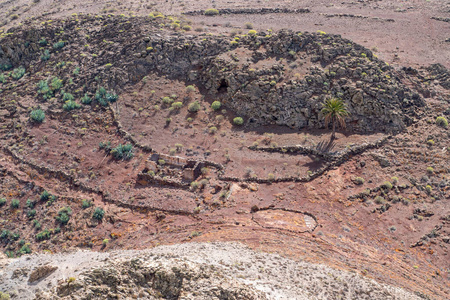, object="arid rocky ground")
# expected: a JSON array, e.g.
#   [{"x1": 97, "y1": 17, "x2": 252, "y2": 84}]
[{"x1": 0, "y1": 1, "x2": 449, "y2": 299}]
